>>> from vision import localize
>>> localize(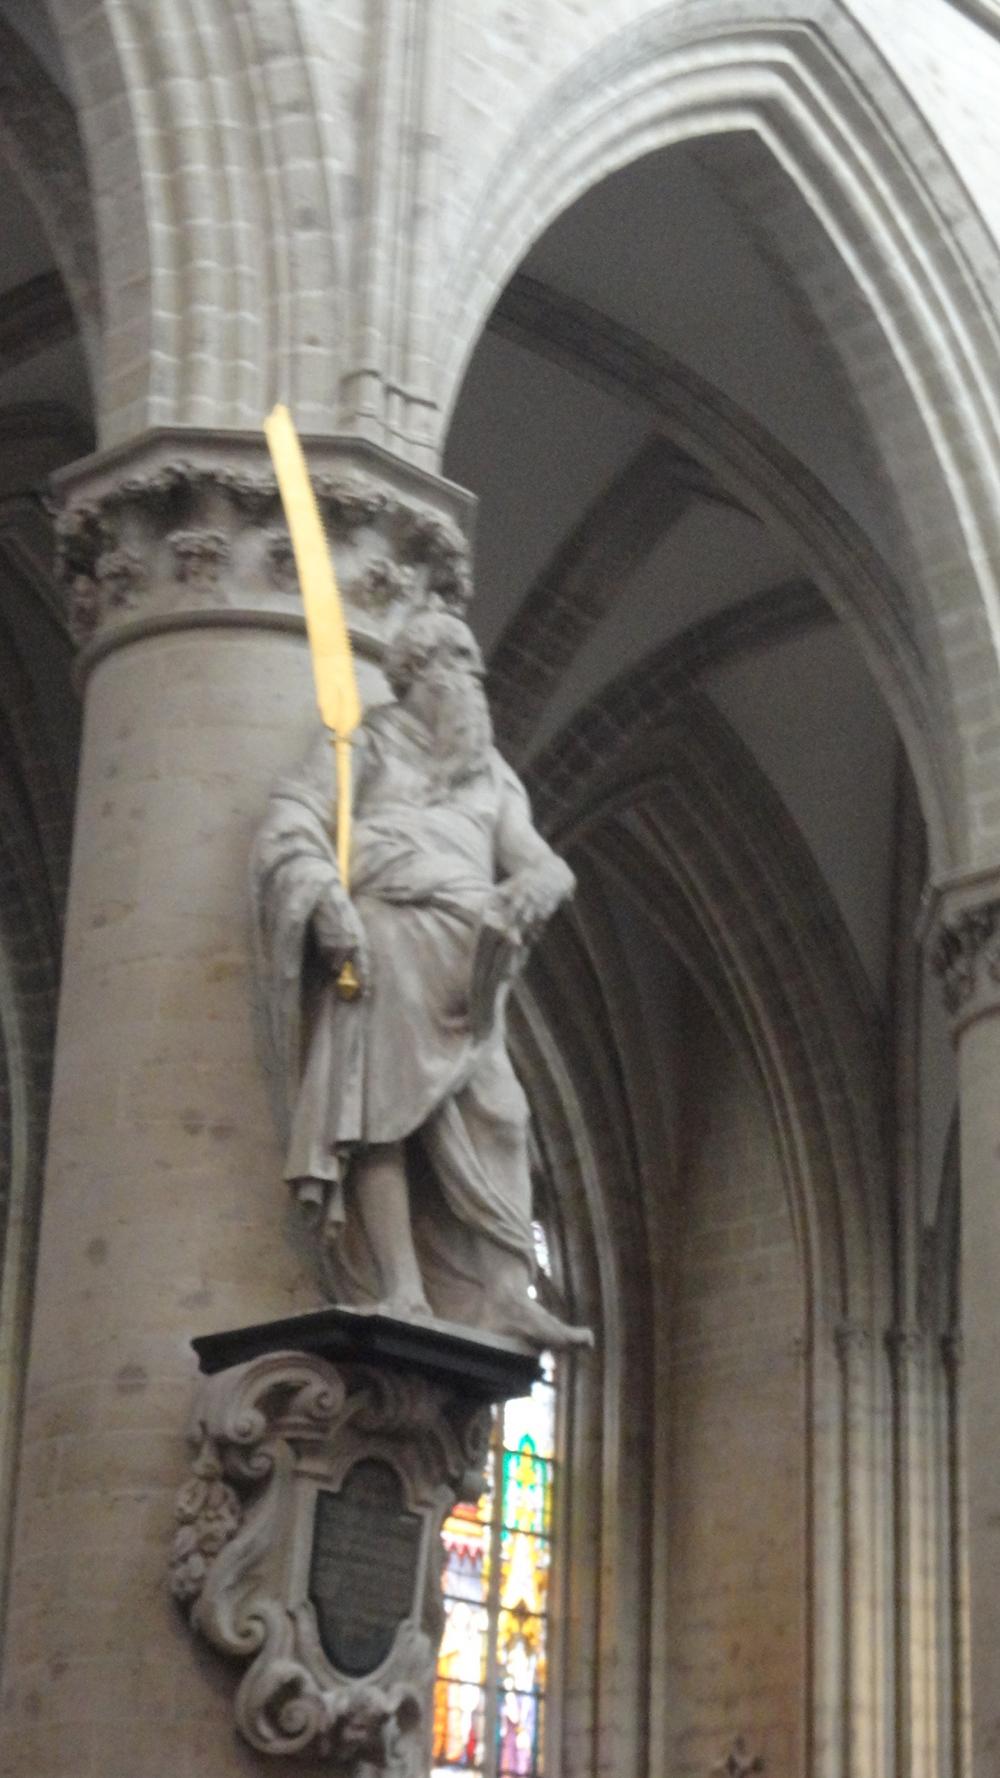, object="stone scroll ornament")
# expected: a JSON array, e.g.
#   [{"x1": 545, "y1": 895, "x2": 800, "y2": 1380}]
[{"x1": 170, "y1": 1350, "x2": 491, "y2": 1771}]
